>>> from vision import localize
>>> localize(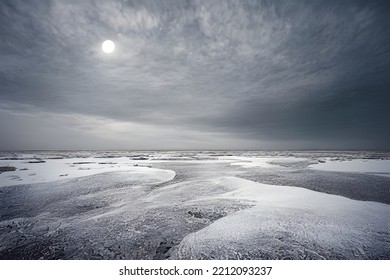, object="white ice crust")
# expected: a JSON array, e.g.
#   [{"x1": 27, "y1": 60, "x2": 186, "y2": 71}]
[
  {"x1": 0, "y1": 157, "x2": 175, "y2": 187},
  {"x1": 172, "y1": 177, "x2": 390, "y2": 259},
  {"x1": 308, "y1": 159, "x2": 390, "y2": 176}
]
